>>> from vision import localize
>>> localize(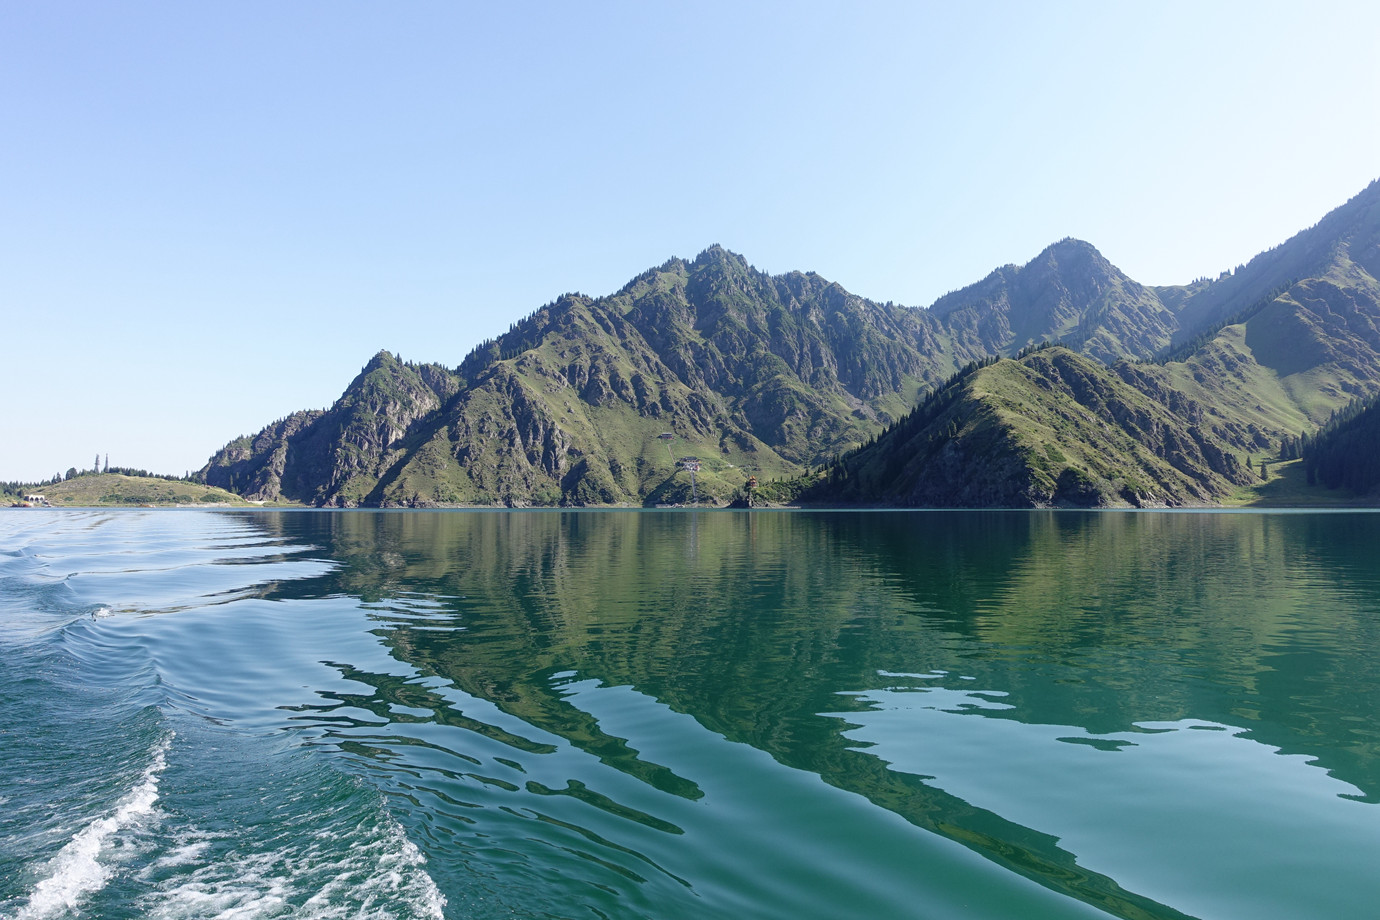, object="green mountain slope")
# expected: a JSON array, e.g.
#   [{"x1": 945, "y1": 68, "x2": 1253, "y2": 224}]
[
  {"x1": 1156, "y1": 246, "x2": 1380, "y2": 440},
  {"x1": 807, "y1": 347, "x2": 1254, "y2": 507},
  {"x1": 790, "y1": 181, "x2": 1380, "y2": 509}
]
